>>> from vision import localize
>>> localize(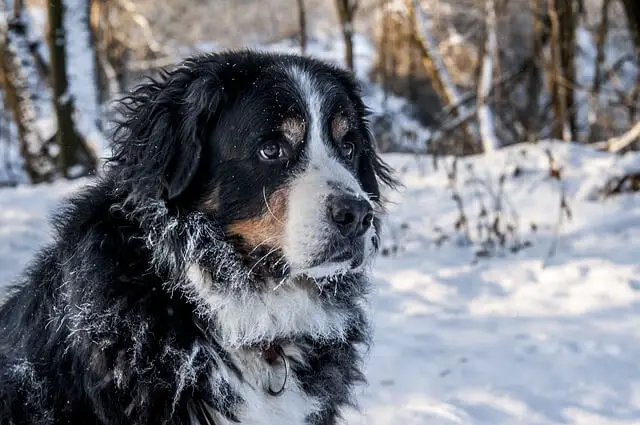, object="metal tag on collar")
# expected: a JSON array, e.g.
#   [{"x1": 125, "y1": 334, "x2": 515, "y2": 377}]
[{"x1": 265, "y1": 345, "x2": 289, "y2": 397}]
